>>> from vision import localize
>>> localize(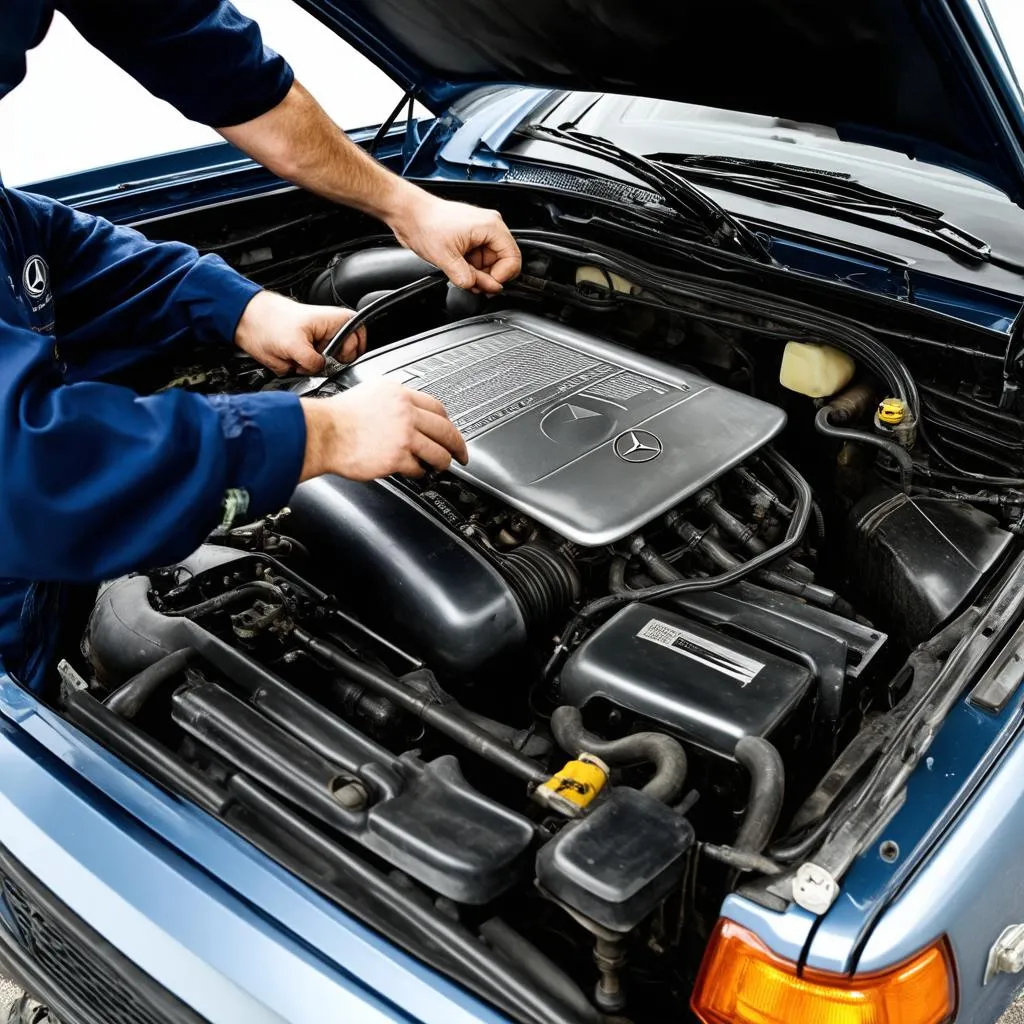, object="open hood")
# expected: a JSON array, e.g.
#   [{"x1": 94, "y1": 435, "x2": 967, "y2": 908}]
[{"x1": 306, "y1": 0, "x2": 1024, "y2": 202}]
